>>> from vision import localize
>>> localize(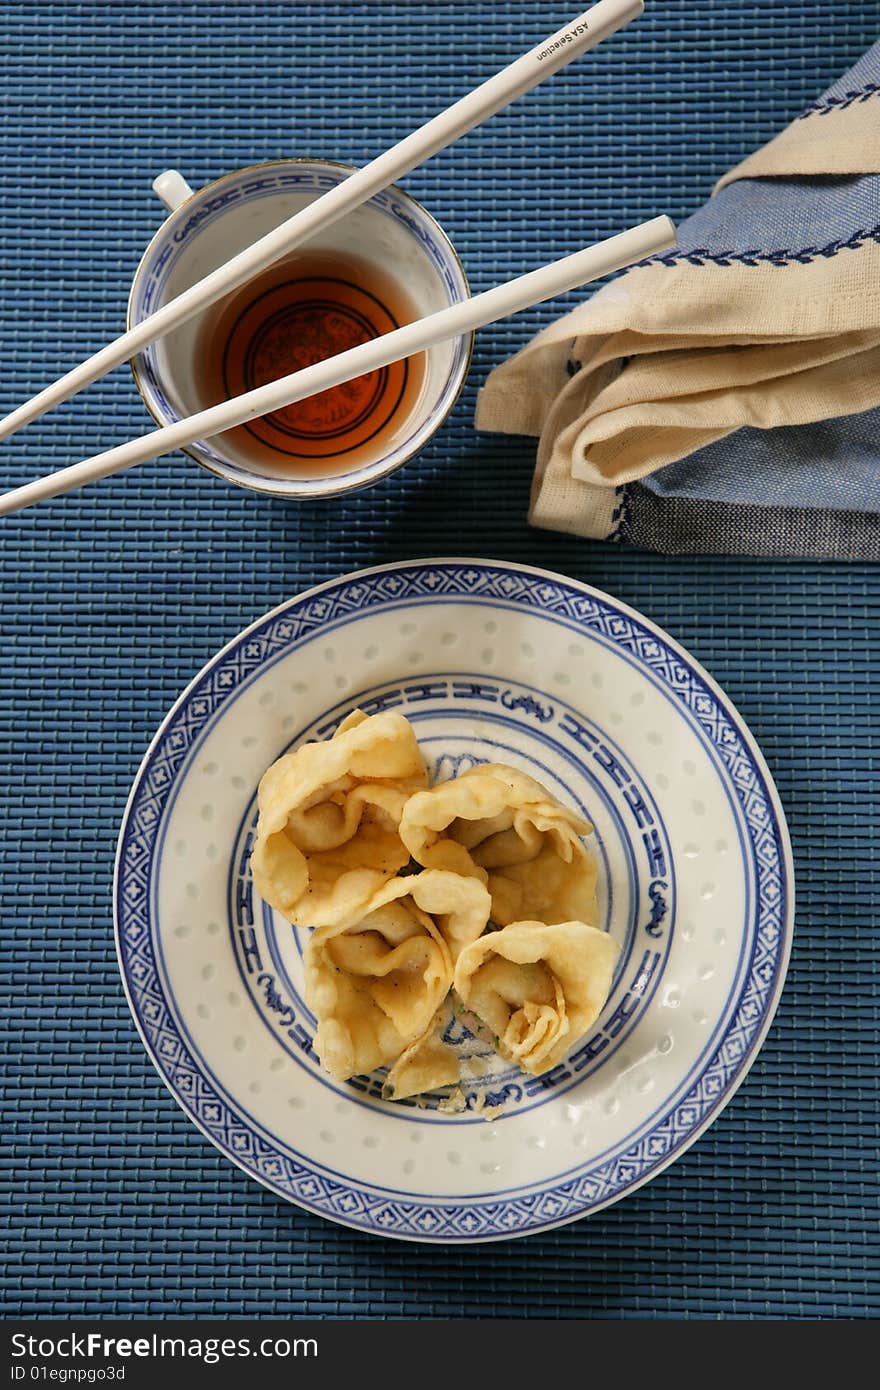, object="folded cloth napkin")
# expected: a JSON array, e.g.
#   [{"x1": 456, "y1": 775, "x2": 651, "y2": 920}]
[{"x1": 476, "y1": 43, "x2": 880, "y2": 559}]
